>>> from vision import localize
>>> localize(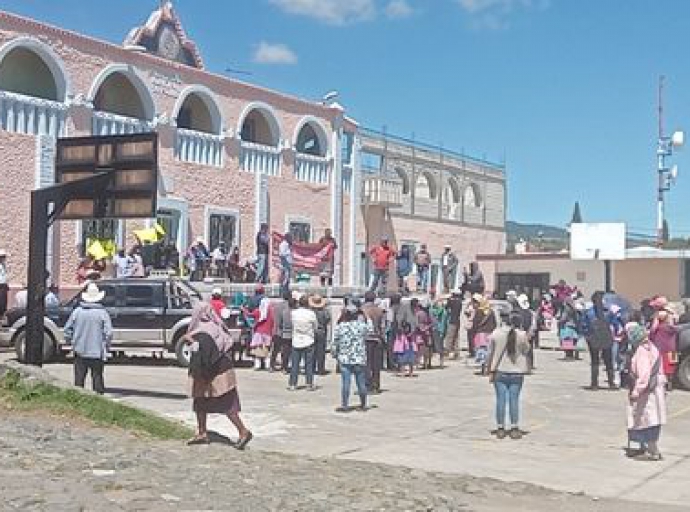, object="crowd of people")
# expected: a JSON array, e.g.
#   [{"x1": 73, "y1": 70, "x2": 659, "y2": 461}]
[{"x1": 14, "y1": 242, "x2": 681, "y2": 462}]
